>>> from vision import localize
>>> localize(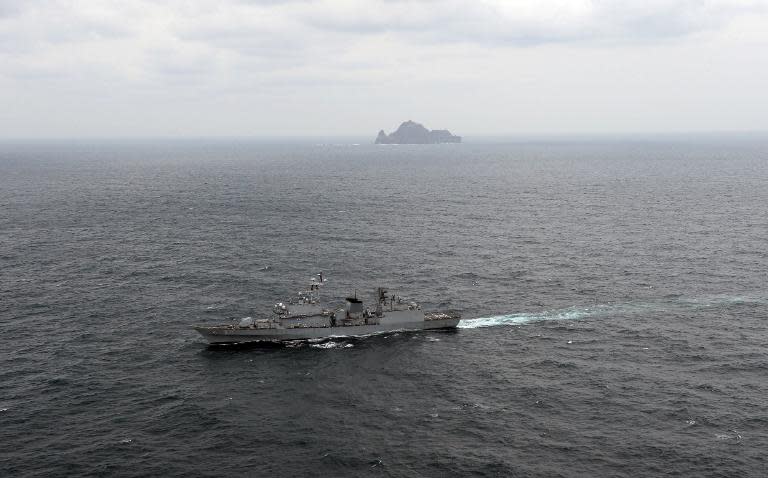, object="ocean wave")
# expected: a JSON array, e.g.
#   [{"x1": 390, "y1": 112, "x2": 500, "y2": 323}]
[{"x1": 310, "y1": 341, "x2": 353, "y2": 349}]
